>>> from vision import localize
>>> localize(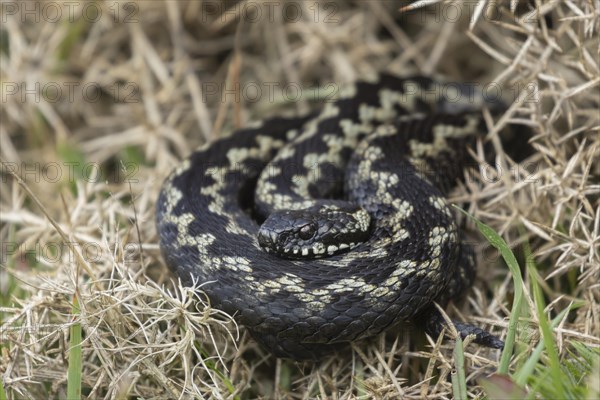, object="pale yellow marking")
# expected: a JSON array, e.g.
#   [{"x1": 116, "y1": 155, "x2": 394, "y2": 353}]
[
  {"x1": 392, "y1": 229, "x2": 409, "y2": 242},
  {"x1": 358, "y1": 284, "x2": 377, "y2": 294},
  {"x1": 428, "y1": 196, "x2": 452, "y2": 217},
  {"x1": 354, "y1": 209, "x2": 371, "y2": 232},
  {"x1": 371, "y1": 286, "x2": 390, "y2": 298},
  {"x1": 393, "y1": 199, "x2": 414, "y2": 217},
  {"x1": 310, "y1": 288, "x2": 330, "y2": 296},
  {"x1": 338, "y1": 84, "x2": 357, "y2": 98},
  {"x1": 305, "y1": 301, "x2": 326, "y2": 312},
  {"x1": 427, "y1": 258, "x2": 441, "y2": 271},
  {"x1": 172, "y1": 159, "x2": 191, "y2": 178},
  {"x1": 324, "y1": 277, "x2": 366, "y2": 291},
  {"x1": 392, "y1": 260, "x2": 418, "y2": 277},
  {"x1": 320, "y1": 103, "x2": 340, "y2": 119},
  {"x1": 312, "y1": 242, "x2": 326, "y2": 255},
  {"x1": 357, "y1": 101, "x2": 396, "y2": 122},
  {"x1": 277, "y1": 146, "x2": 296, "y2": 159},
  {"x1": 226, "y1": 147, "x2": 258, "y2": 165},
  {"x1": 286, "y1": 129, "x2": 299, "y2": 141},
  {"x1": 161, "y1": 184, "x2": 183, "y2": 213},
  {"x1": 221, "y1": 256, "x2": 253, "y2": 273},
  {"x1": 291, "y1": 175, "x2": 310, "y2": 197},
  {"x1": 427, "y1": 226, "x2": 457, "y2": 258},
  {"x1": 339, "y1": 118, "x2": 372, "y2": 138},
  {"x1": 383, "y1": 274, "x2": 400, "y2": 288},
  {"x1": 432, "y1": 115, "x2": 479, "y2": 139}
]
